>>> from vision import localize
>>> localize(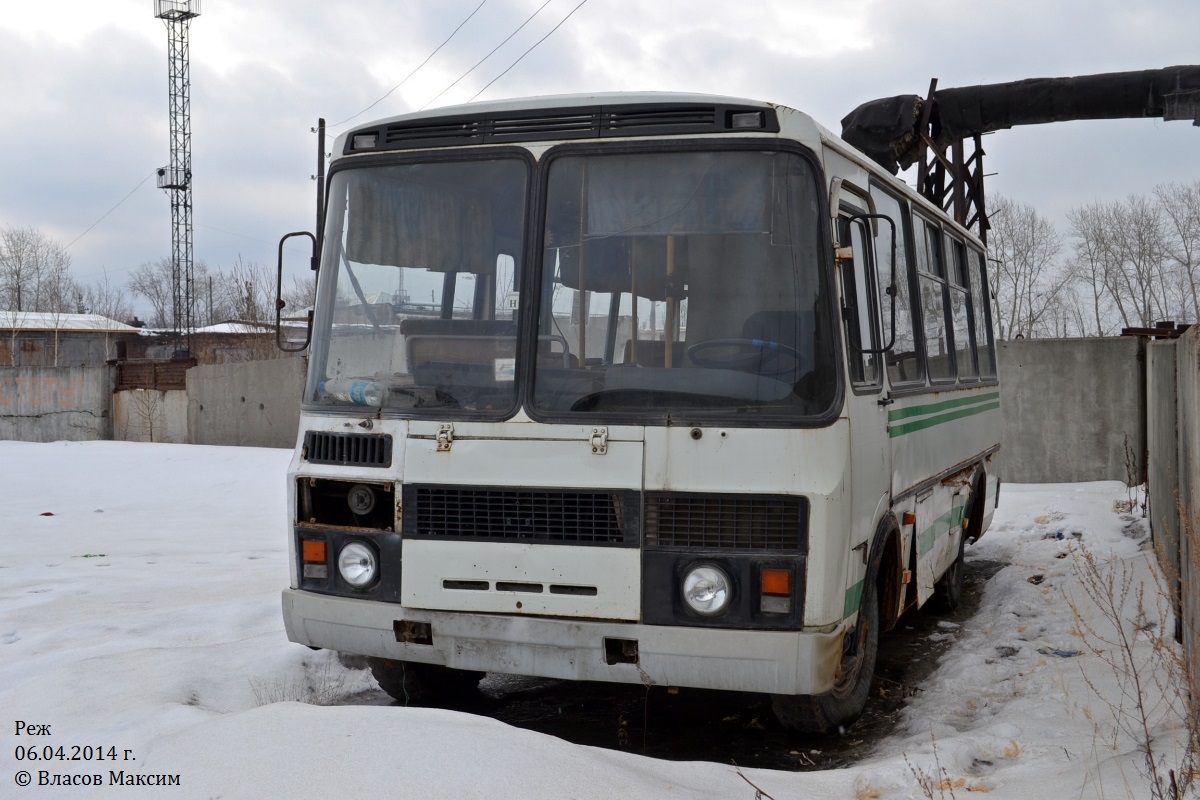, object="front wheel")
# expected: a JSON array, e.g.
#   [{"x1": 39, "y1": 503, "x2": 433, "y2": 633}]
[
  {"x1": 771, "y1": 577, "x2": 879, "y2": 733},
  {"x1": 368, "y1": 657, "x2": 483, "y2": 706}
]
